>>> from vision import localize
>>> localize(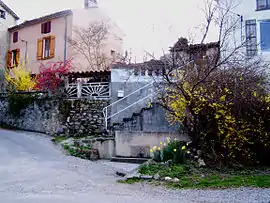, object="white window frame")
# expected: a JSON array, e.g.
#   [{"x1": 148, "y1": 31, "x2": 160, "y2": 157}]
[
  {"x1": 42, "y1": 37, "x2": 51, "y2": 59},
  {"x1": 257, "y1": 0, "x2": 270, "y2": 10},
  {"x1": 11, "y1": 50, "x2": 17, "y2": 67}
]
